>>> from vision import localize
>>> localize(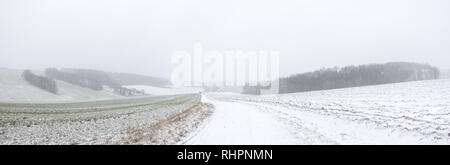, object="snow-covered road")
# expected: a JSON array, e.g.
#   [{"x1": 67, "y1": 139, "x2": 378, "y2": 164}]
[{"x1": 183, "y1": 96, "x2": 299, "y2": 145}]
